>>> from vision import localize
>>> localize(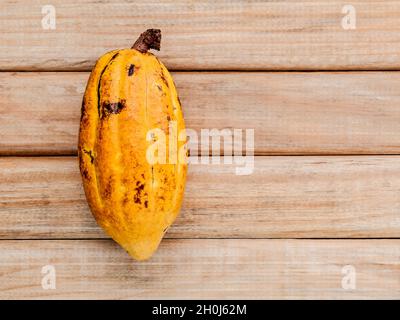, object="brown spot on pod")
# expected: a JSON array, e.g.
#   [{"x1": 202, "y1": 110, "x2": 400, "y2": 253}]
[
  {"x1": 160, "y1": 70, "x2": 169, "y2": 88},
  {"x1": 128, "y1": 64, "x2": 135, "y2": 76},
  {"x1": 101, "y1": 99, "x2": 126, "y2": 119},
  {"x1": 103, "y1": 181, "x2": 112, "y2": 199},
  {"x1": 133, "y1": 183, "x2": 145, "y2": 204},
  {"x1": 83, "y1": 149, "x2": 95, "y2": 164},
  {"x1": 135, "y1": 183, "x2": 145, "y2": 192},
  {"x1": 80, "y1": 98, "x2": 86, "y2": 121},
  {"x1": 133, "y1": 194, "x2": 141, "y2": 204},
  {"x1": 82, "y1": 169, "x2": 90, "y2": 180},
  {"x1": 78, "y1": 154, "x2": 91, "y2": 181}
]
